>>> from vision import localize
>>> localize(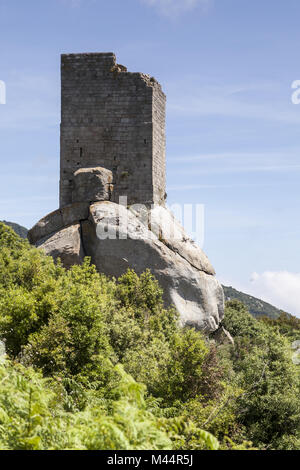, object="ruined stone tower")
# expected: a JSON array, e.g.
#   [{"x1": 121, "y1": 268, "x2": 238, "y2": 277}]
[
  {"x1": 29, "y1": 52, "x2": 224, "y2": 333},
  {"x1": 60, "y1": 53, "x2": 166, "y2": 208}
]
